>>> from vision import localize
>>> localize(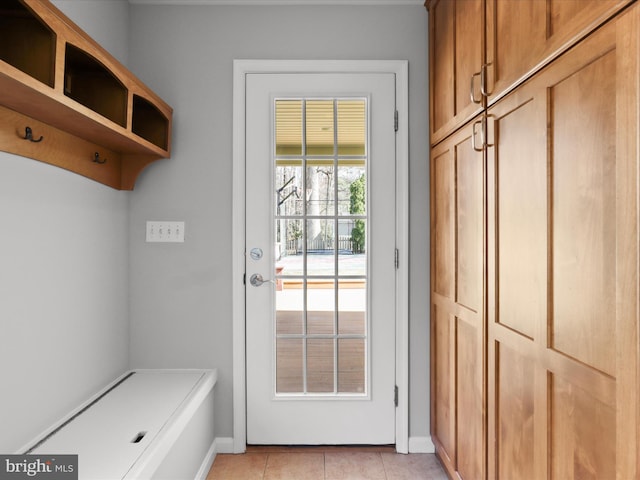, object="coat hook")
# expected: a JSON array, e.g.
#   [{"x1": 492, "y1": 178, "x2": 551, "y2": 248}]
[
  {"x1": 23, "y1": 126, "x2": 43, "y2": 143},
  {"x1": 93, "y1": 152, "x2": 107, "y2": 164}
]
